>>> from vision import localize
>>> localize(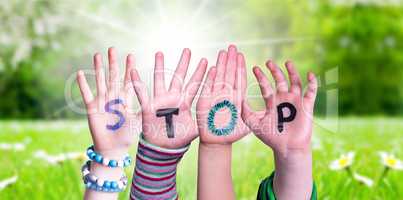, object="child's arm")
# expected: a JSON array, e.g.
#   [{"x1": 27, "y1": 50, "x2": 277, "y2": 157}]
[
  {"x1": 129, "y1": 49, "x2": 208, "y2": 199},
  {"x1": 197, "y1": 143, "x2": 234, "y2": 200},
  {"x1": 77, "y1": 48, "x2": 140, "y2": 200},
  {"x1": 196, "y1": 45, "x2": 260, "y2": 200},
  {"x1": 242, "y1": 61, "x2": 318, "y2": 200}
]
